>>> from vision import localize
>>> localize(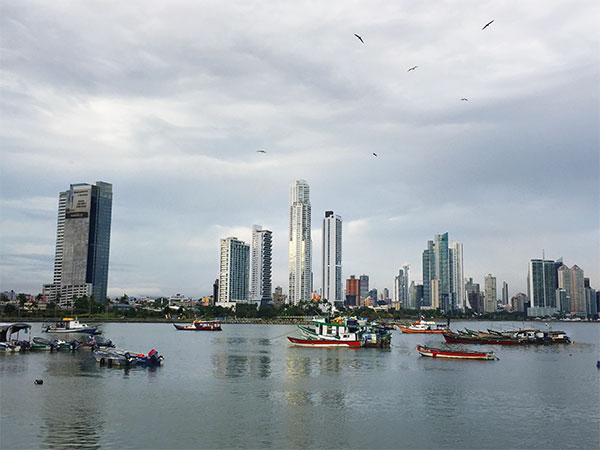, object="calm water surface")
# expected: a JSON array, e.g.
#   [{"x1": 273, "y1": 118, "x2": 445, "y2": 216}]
[{"x1": 1, "y1": 321, "x2": 598, "y2": 449}]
